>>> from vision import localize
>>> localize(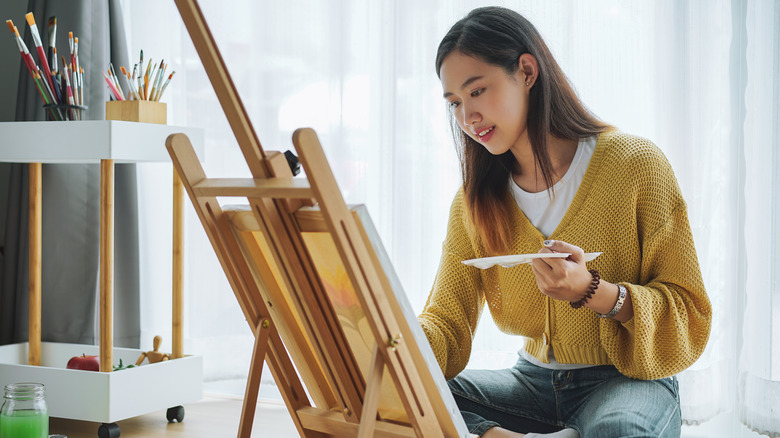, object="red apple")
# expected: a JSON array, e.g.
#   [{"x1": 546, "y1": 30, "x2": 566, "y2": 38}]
[{"x1": 66, "y1": 354, "x2": 100, "y2": 371}]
